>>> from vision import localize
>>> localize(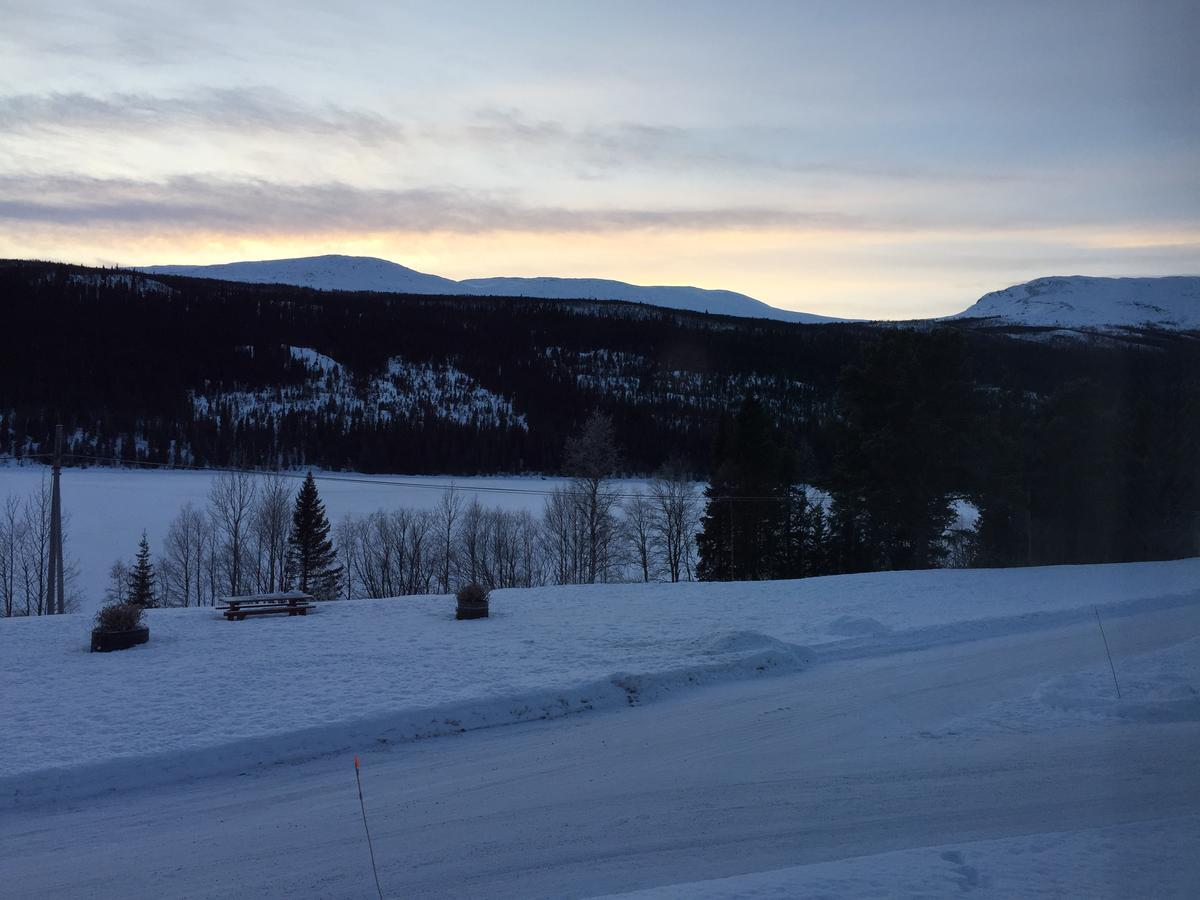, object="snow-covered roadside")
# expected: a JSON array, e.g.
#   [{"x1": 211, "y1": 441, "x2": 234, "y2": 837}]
[
  {"x1": 3, "y1": 559, "x2": 1199, "y2": 809},
  {"x1": 590, "y1": 815, "x2": 1200, "y2": 899}
]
